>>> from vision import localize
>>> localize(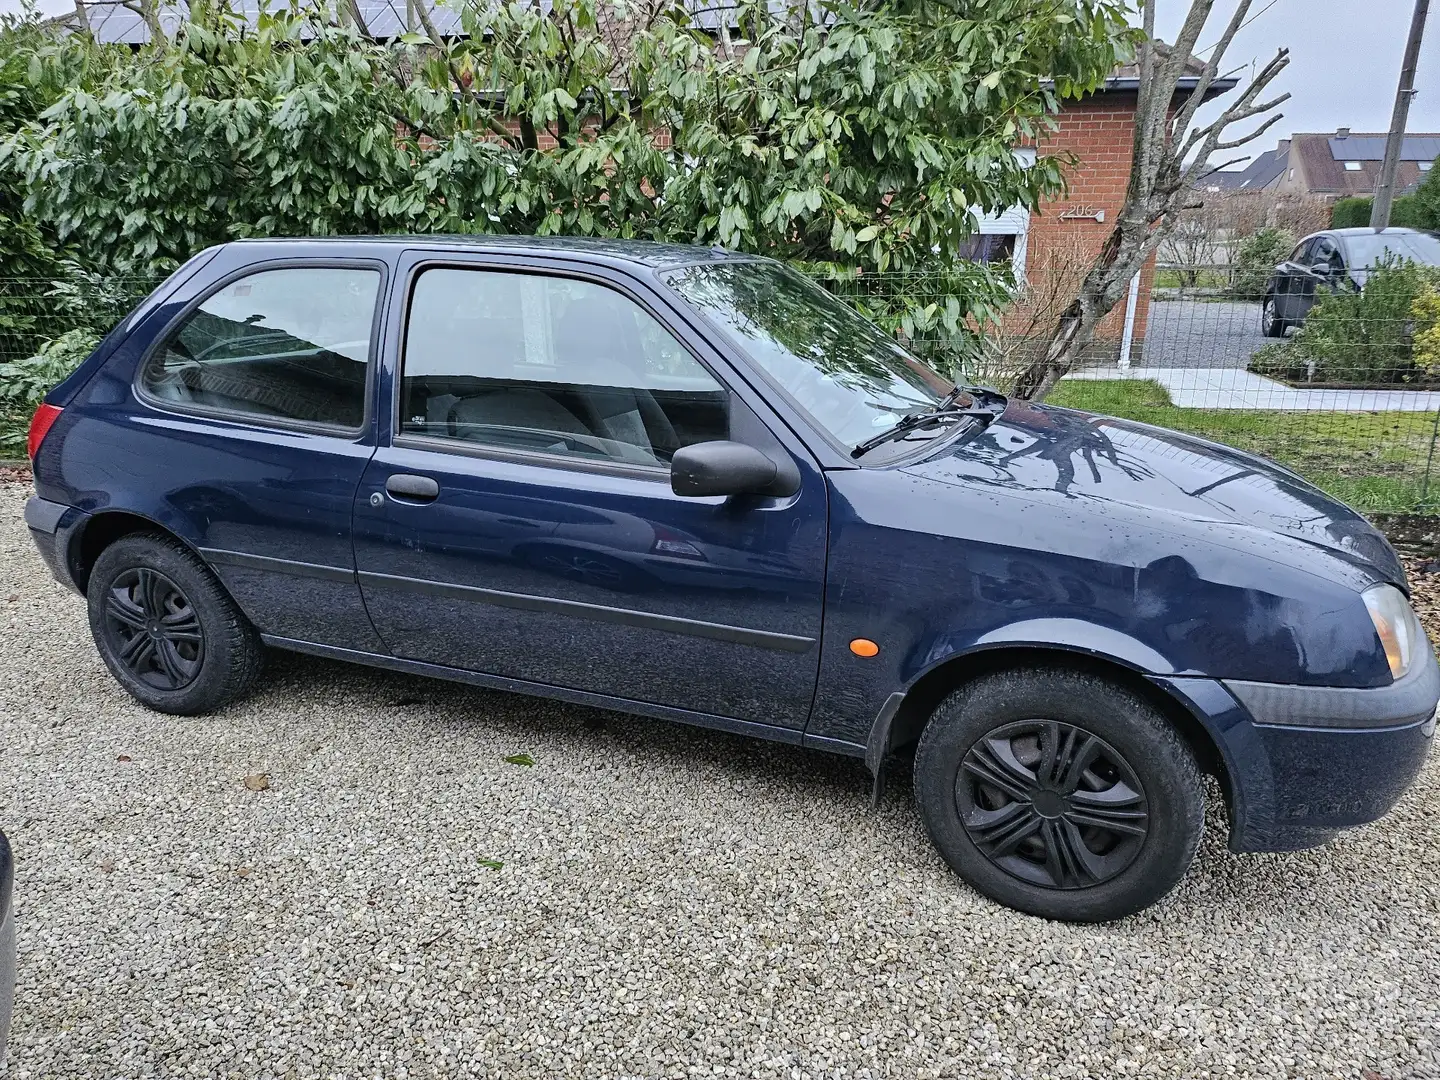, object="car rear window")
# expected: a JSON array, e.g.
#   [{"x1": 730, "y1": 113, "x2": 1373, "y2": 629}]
[
  {"x1": 139, "y1": 266, "x2": 381, "y2": 429},
  {"x1": 1345, "y1": 231, "x2": 1440, "y2": 267}
]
